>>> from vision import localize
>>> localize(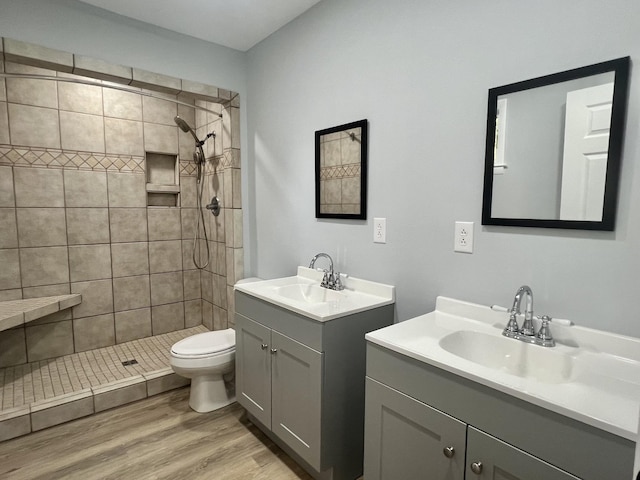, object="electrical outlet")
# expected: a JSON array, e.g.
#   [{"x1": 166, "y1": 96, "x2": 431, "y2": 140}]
[
  {"x1": 454, "y1": 221, "x2": 474, "y2": 253},
  {"x1": 374, "y1": 218, "x2": 386, "y2": 243}
]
